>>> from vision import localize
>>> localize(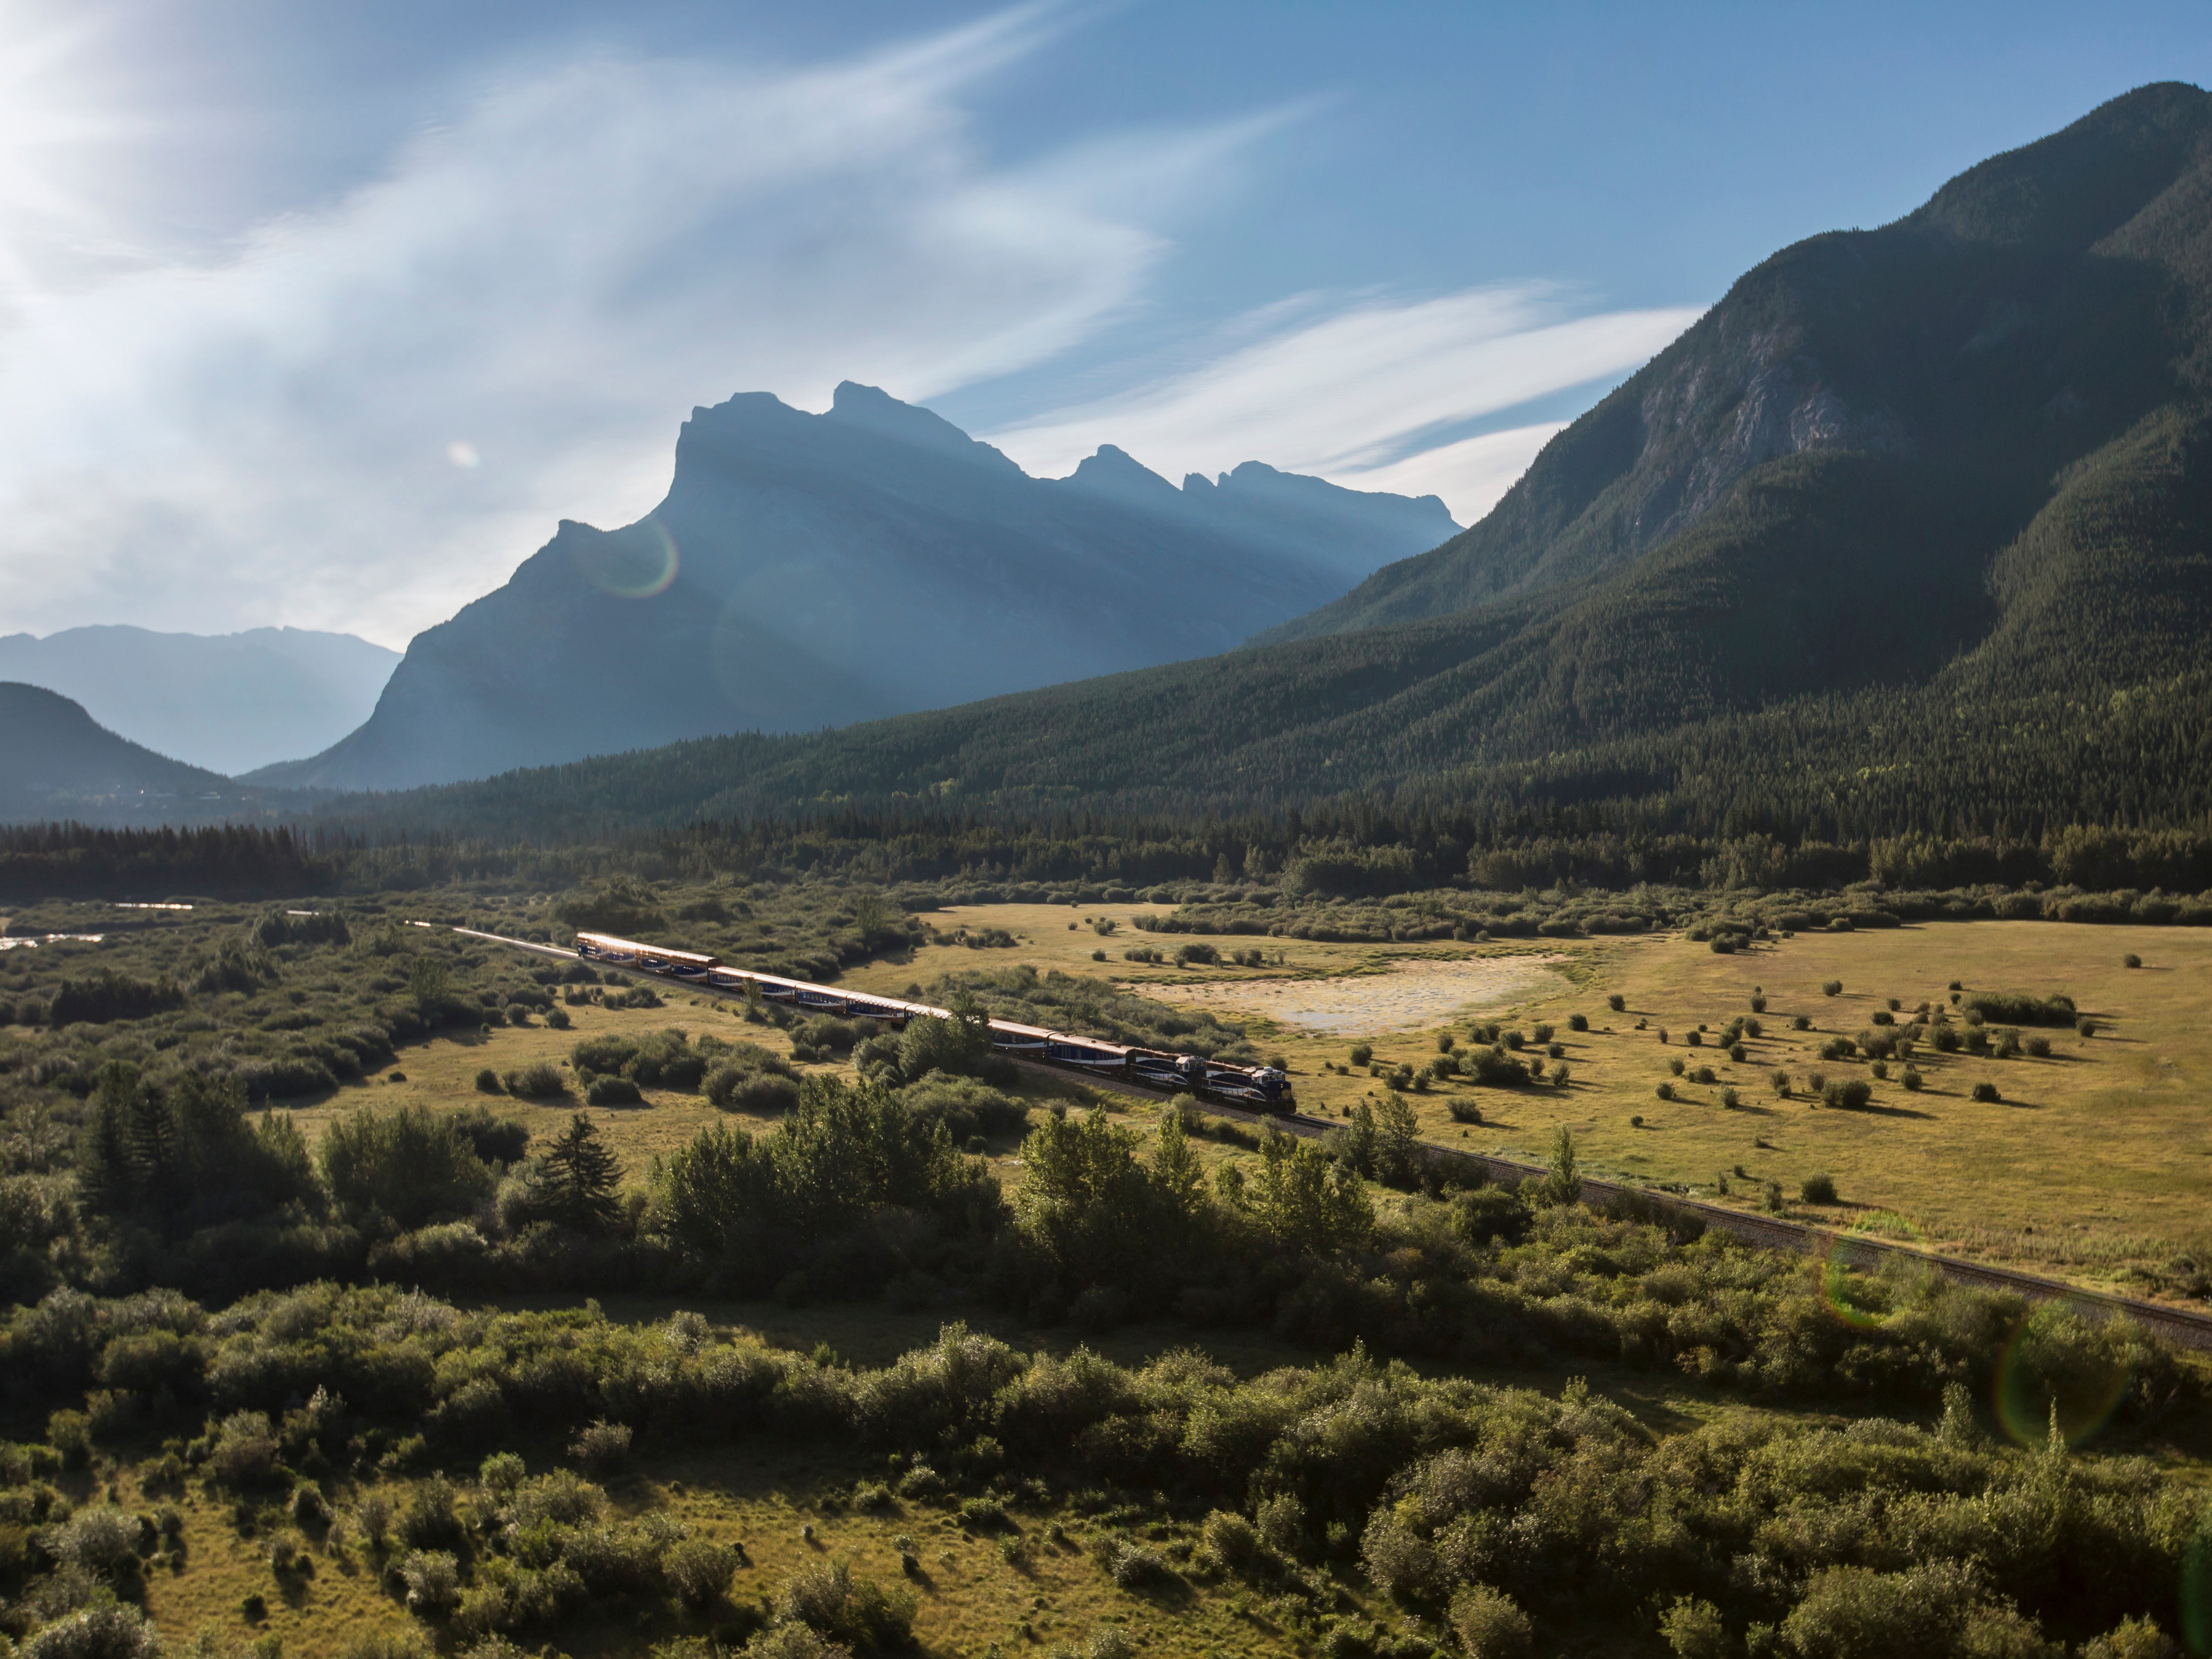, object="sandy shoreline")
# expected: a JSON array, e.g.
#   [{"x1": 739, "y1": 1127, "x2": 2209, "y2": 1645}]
[{"x1": 1148, "y1": 953, "x2": 1570, "y2": 1034}]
